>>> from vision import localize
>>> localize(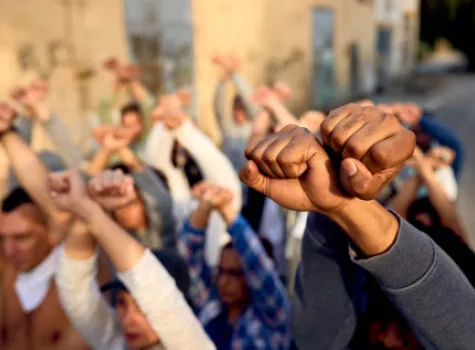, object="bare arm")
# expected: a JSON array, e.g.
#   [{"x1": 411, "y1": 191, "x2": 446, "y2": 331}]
[
  {"x1": 117, "y1": 146, "x2": 144, "y2": 173},
  {"x1": 0, "y1": 131, "x2": 62, "y2": 222},
  {"x1": 87, "y1": 148, "x2": 114, "y2": 175},
  {"x1": 418, "y1": 161, "x2": 469, "y2": 241},
  {"x1": 387, "y1": 174, "x2": 421, "y2": 220}
]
